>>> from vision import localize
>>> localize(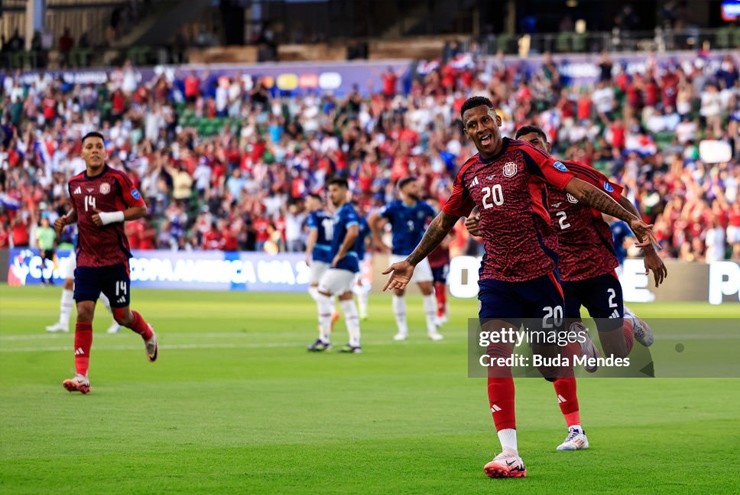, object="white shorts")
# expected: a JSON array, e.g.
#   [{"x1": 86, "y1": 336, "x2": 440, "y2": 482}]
[
  {"x1": 318, "y1": 268, "x2": 356, "y2": 295},
  {"x1": 309, "y1": 260, "x2": 330, "y2": 285},
  {"x1": 60, "y1": 254, "x2": 76, "y2": 280},
  {"x1": 390, "y1": 254, "x2": 433, "y2": 283}
]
